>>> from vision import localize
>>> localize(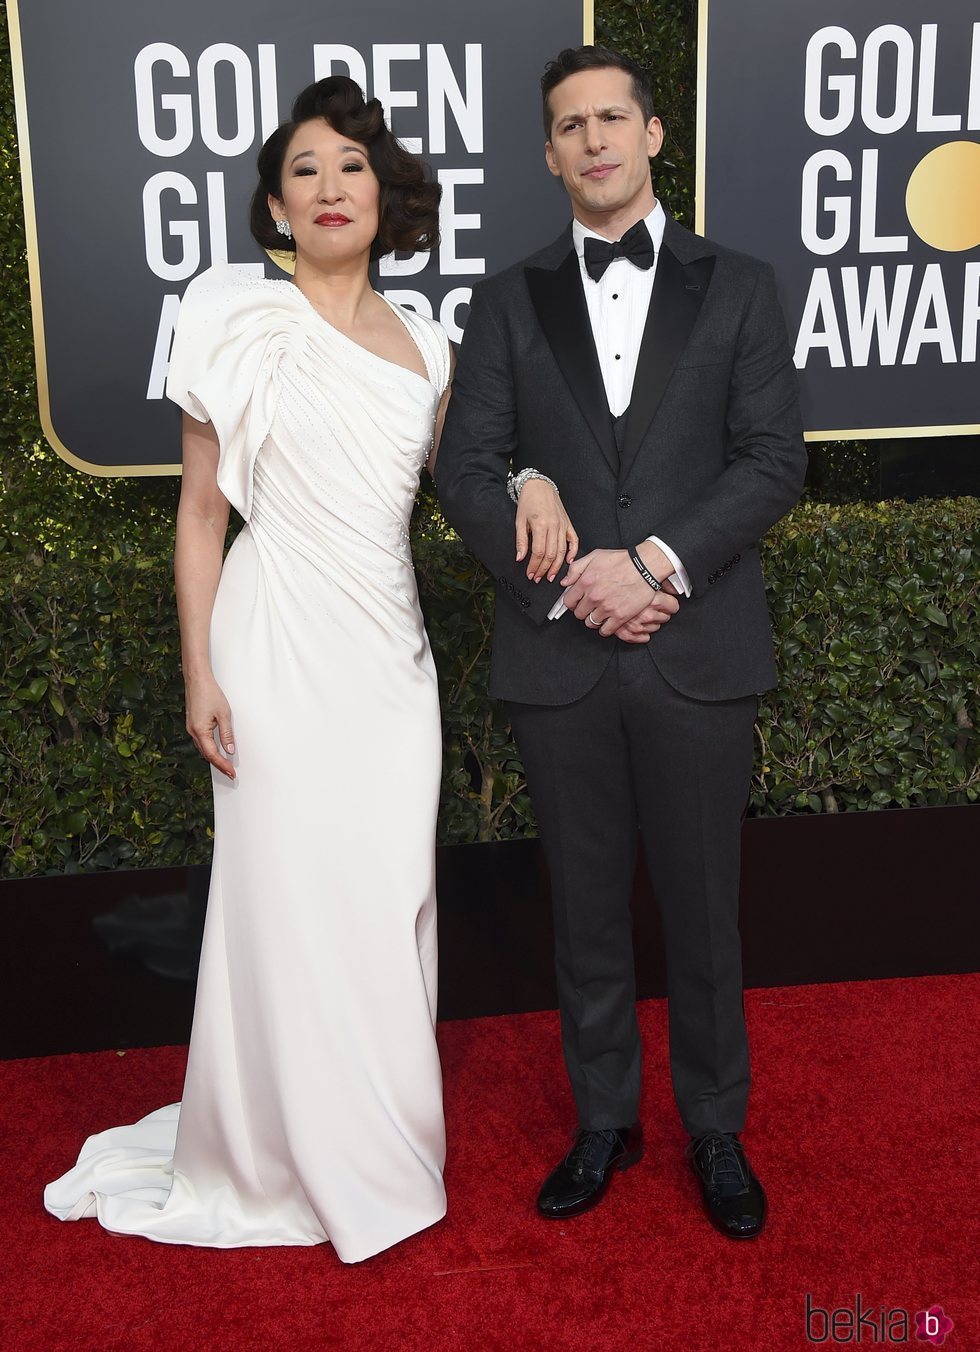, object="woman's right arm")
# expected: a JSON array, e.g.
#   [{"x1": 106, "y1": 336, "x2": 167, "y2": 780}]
[{"x1": 174, "y1": 411, "x2": 236, "y2": 780}]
